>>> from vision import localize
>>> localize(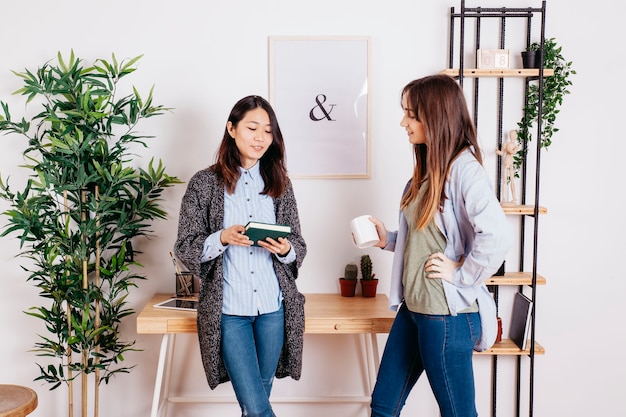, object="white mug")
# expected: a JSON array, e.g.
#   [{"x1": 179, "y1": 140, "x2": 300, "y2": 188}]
[{"x1": 350, "y1": 215, "x2": 379, "y2": 249}]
